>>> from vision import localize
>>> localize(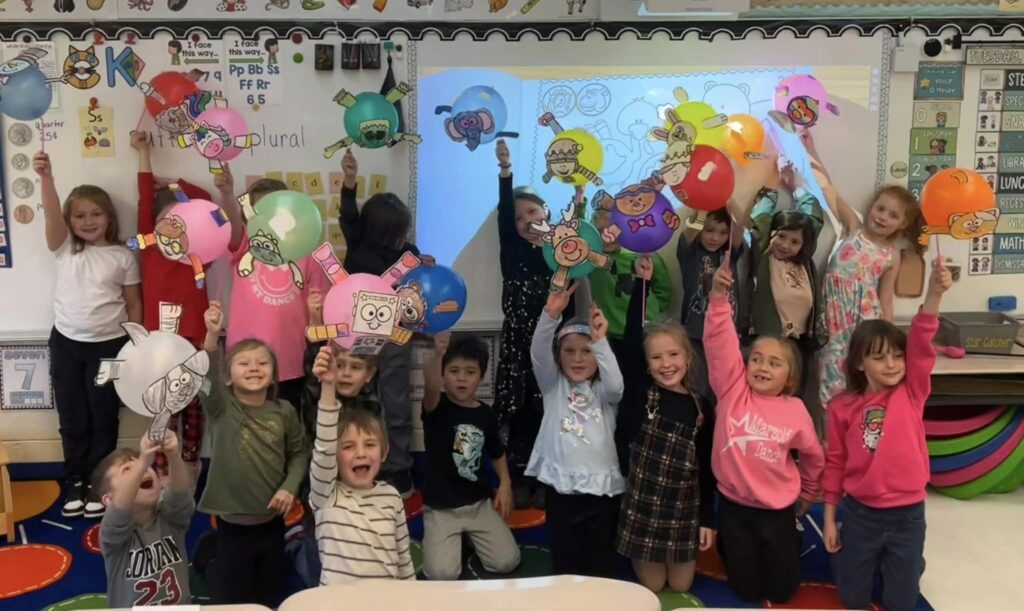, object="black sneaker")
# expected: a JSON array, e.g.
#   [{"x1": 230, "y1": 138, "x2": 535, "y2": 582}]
[
  {"x1": 83, "y1": 484, "x2": 105, "y2": 519},
  {"x1": 382, "y1": 470, "x2": 414, "y2": 499},
  {"x1": 62, "y1": 480, "x2": 85, "y2": 518}
]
